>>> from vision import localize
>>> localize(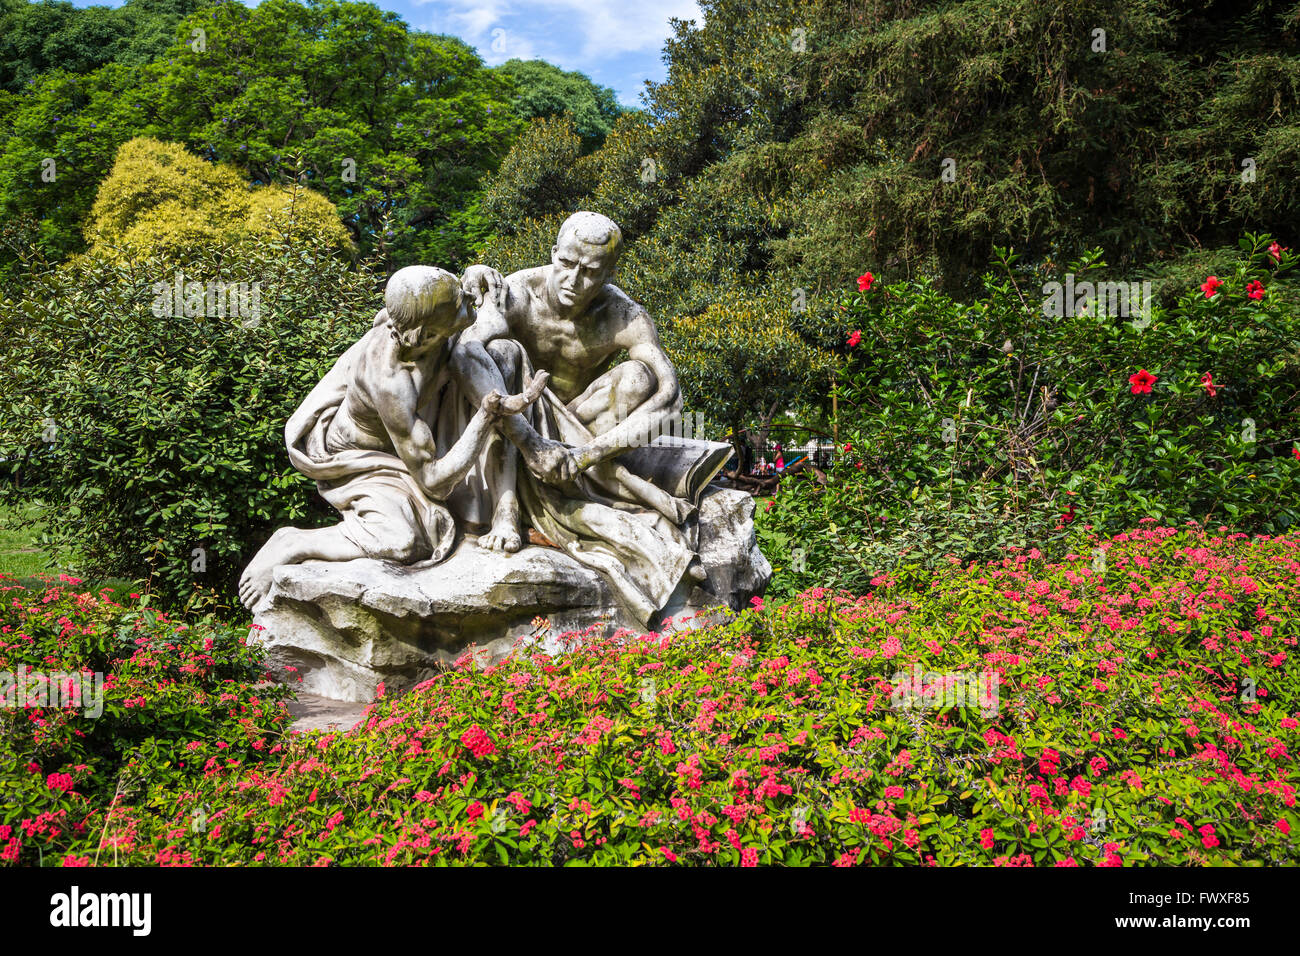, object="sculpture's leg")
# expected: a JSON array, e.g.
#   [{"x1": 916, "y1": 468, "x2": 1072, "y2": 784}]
[
  {"x1": 480, "y1": 339, "x2": 524, "y2": 553},
  {"x1": 567, "y1": 362, "x2": 705, "y2": 583},
  {"x1": 567, "y1": 360, "x2": 660, "y2": 436},
  {"x1": 240, "y1": 525, "x2": 371, "y2": 610}
]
